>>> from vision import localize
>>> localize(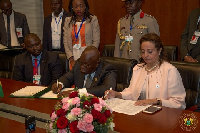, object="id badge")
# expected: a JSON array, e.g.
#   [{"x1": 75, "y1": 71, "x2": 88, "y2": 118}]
[
  {"x1": 190, "y1": 34, "x2": 199, "y2": 44},
  {"x1": 33, "y1": 75, "x2": 41, "y2": 85},
  {"x1": 73, "y1": 44, "x2": 81, "y2": 49},
  {"x1": 125, "y1": 35, "x2": 133, "y2": 42},
  {"x1": 194, "y1": 31, "x2": 200, "y2": 37},
  {"x1": 16, "y1": 28, "x2": 23, "y2": 38}
]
